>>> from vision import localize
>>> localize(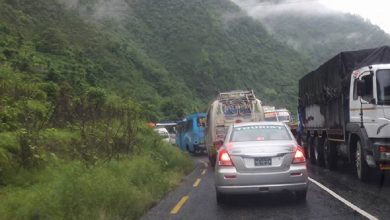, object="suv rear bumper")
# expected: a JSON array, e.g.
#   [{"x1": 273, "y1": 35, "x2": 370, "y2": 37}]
[{"x1": 216, "y1": 182, "x2": 308, "y2": 194}]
